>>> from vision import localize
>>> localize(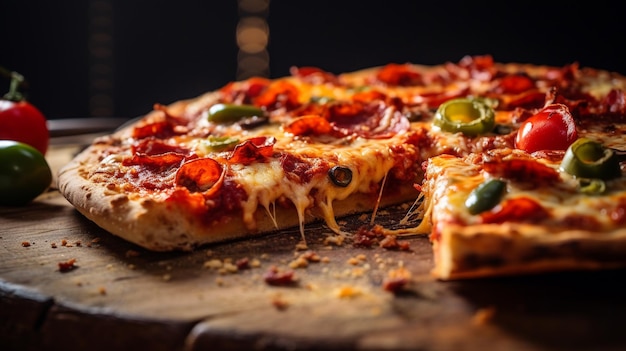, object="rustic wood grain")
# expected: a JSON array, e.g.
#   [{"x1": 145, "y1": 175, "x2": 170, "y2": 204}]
[{"x1": 2, "y1": 144, "x2": 626, "y2": 351}]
